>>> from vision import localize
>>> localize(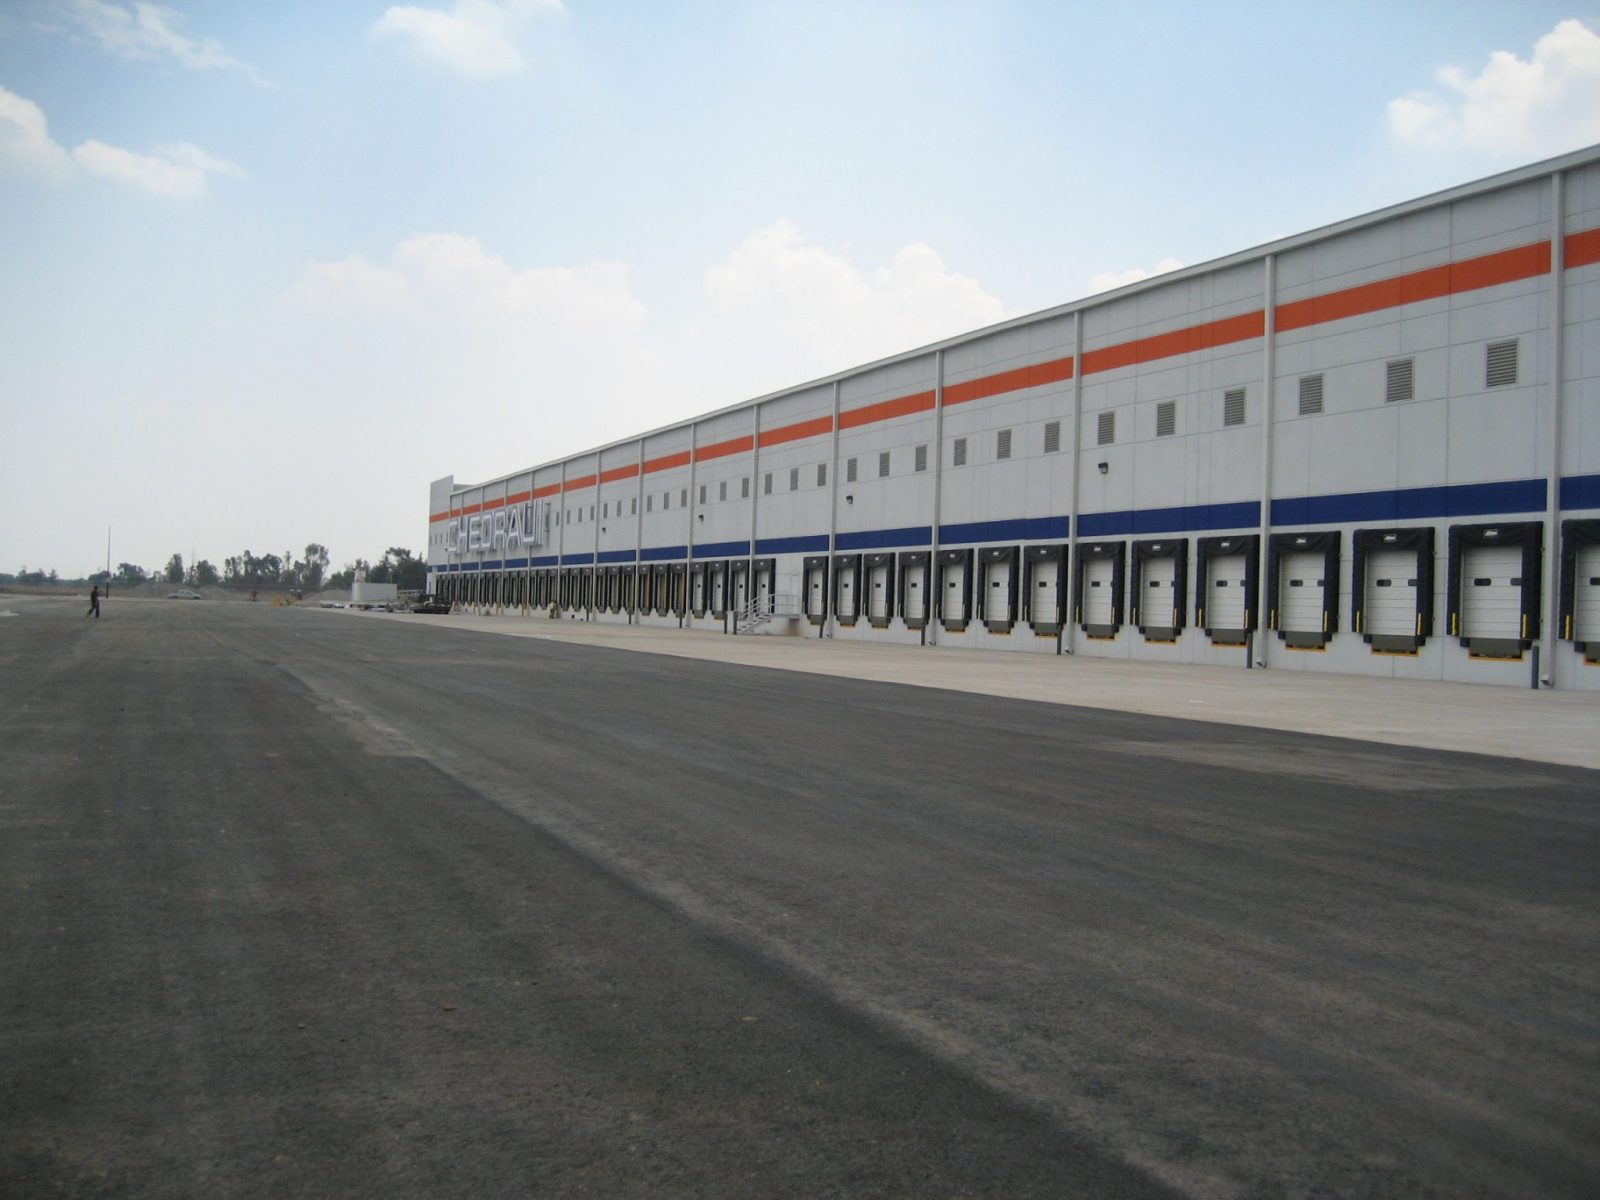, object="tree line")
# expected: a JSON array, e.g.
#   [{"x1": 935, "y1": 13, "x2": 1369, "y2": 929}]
[{"x1": 3, "y1": 545, "x2": 427, "y2": 593}]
